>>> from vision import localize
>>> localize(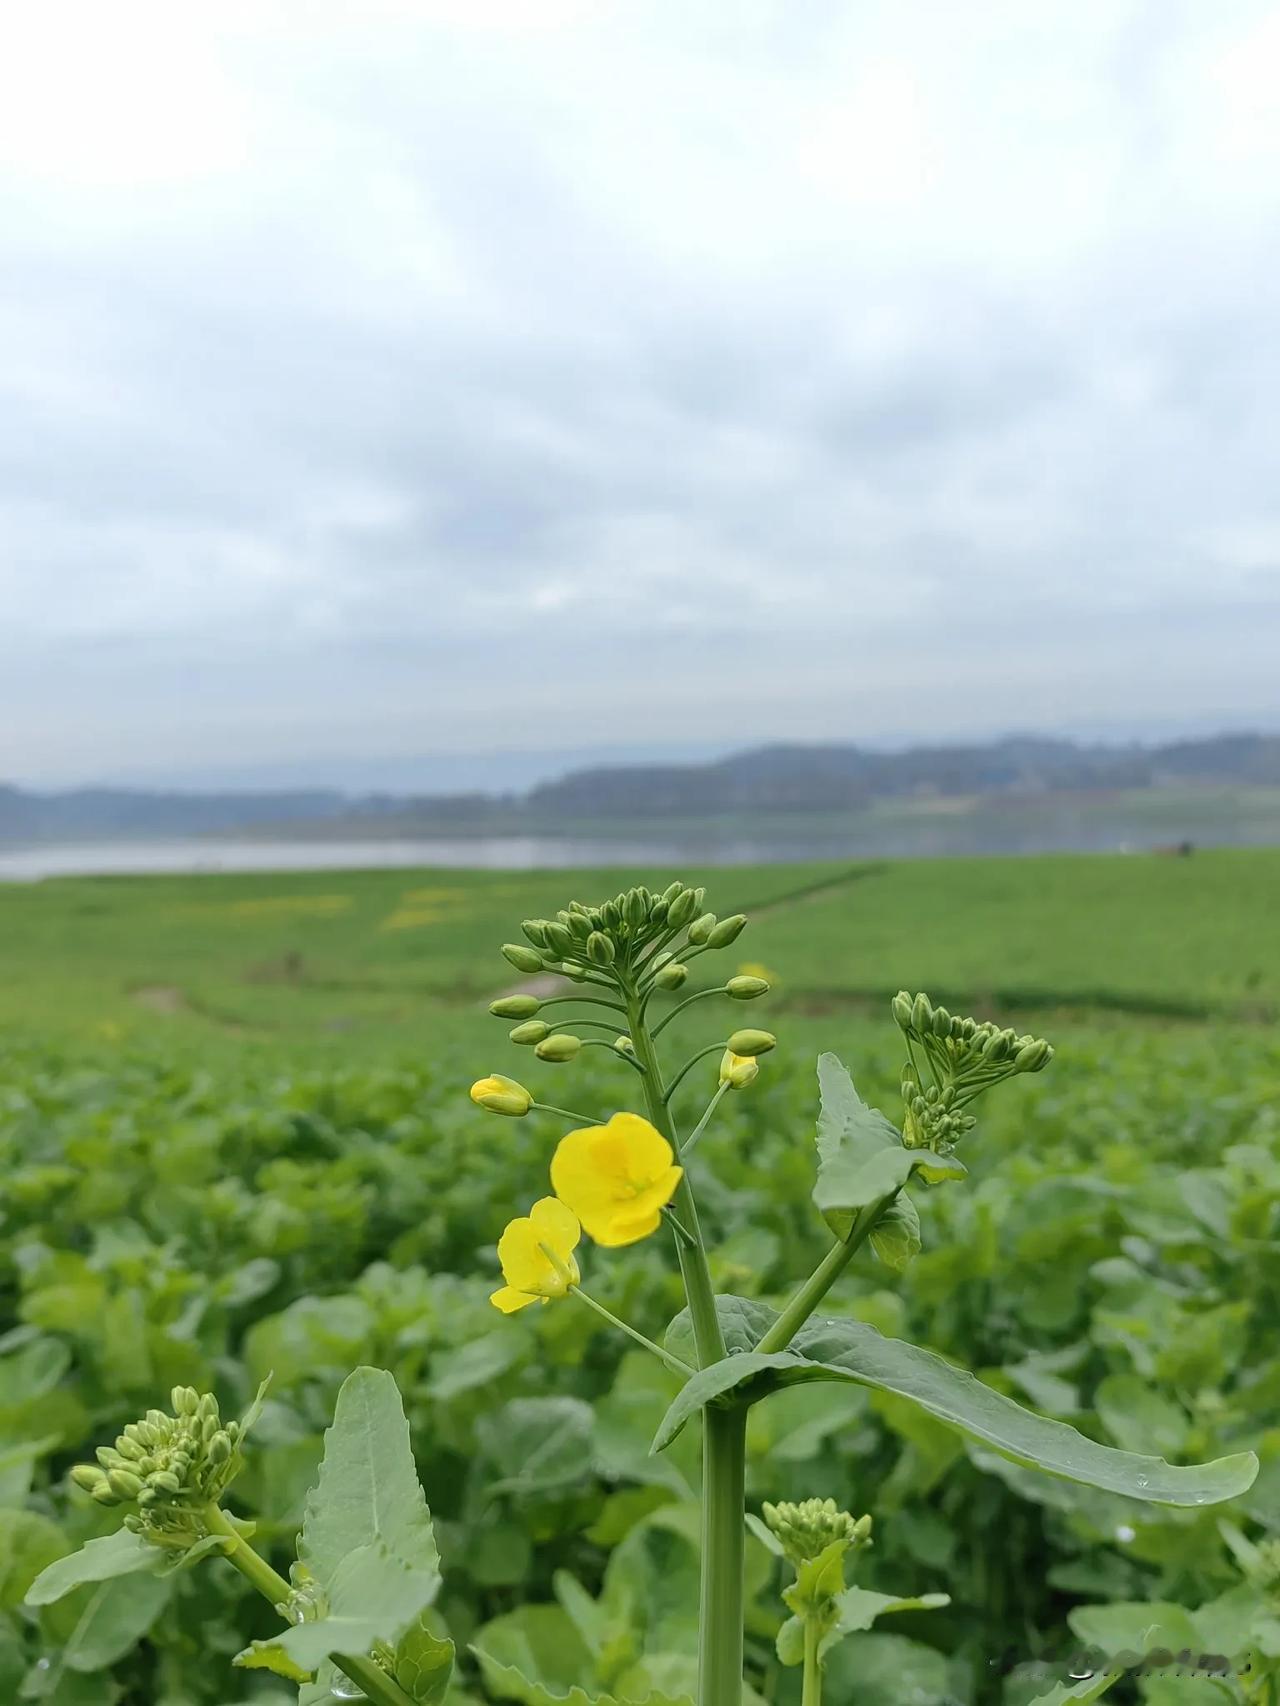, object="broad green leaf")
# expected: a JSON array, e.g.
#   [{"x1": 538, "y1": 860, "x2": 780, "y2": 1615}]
[
  {"x1": 813, "y1": 1053, "x2": 915, "y2": 1238},
  {"x1": 821, "y1": 1631, "x2": 951, "y2": 1706},
  {"x1": 393, "y1": 1612, "x2": 455, "y2": 1703},
  {"x1": 614, "y1": 1652, "x2": 768, "y2": 1706},
  {"x1": 1095, "y1": 1374, "x2": 1190, "y2": 1458},
  {"x1": 832, "y1": 1585, "x2": 951, "y2": 1636},
  {"x1": 299, "y1": 1367, "x2": 440, "y2": 1592},
  {"x1": 471, "y1": 1605, "x2": 593, "y2": 1697},
  {"x1": 61, "y1": 1571, "x2": 171, "y2": 1671},
  {"x1": 26, "y1": 1530, "x2": 161, "y2": 1607},
  {"x1": 234, "y1": 1640, "x2": 312, "y2": 1682},
  {"x1": 777, "y1": 1580, "x2": 949, "y2": 1667},
  {"x1": 1067, "y1": 1601, "x2": 1204, "y2": 1655},
  {"x1": 470, "y1": 1646, "x2": 692, "y2": 1705},
  {"x1": 478, "y1": 1396, "x2": 595, "y2": 1498},
  {"x1": 0, "y1": 1511, "x2": 67, "y2": 1609},
  {"x1": 651, "y1": 1300, "x2": 1259, "y2": 1506},
  {"x1": 665, "y1": 1296, "x2": 772, "y2": 1366},
  {"x1": 870, "y1": 1192, "x2": 922, "y2": 1272},
  {"x1": 812, "y1": 1053, "x2": 962, "y2": 1239},
  {"x1": 249, "y1": 1539, "x2": 439, "y2": 1672},
  {"x1": 0, "y1": 1436, "x2": 60, "y2": 1506}
]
